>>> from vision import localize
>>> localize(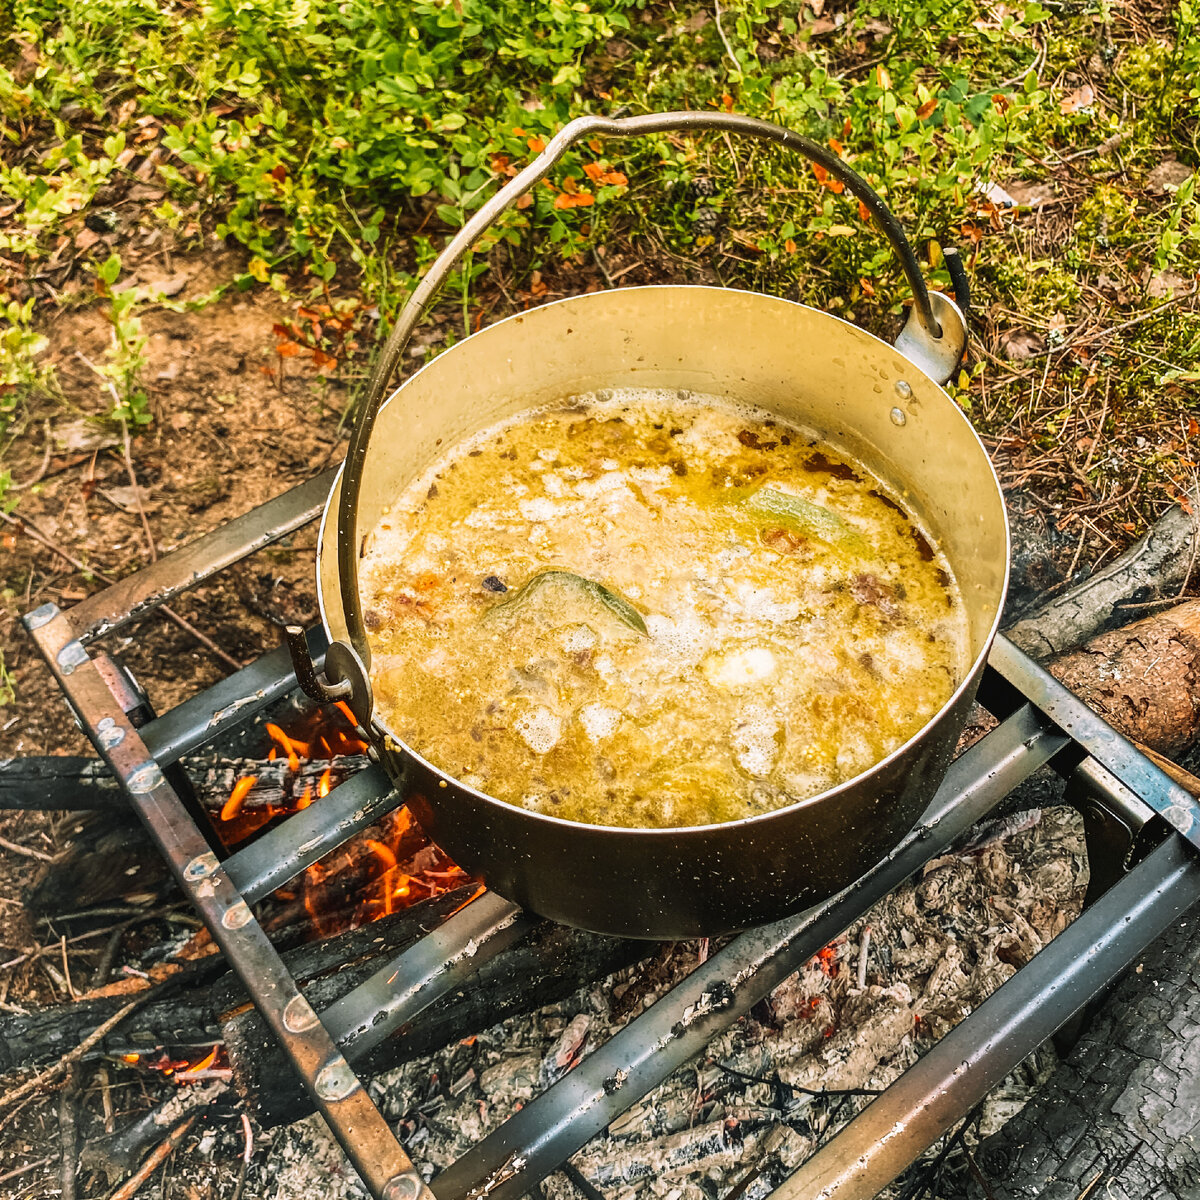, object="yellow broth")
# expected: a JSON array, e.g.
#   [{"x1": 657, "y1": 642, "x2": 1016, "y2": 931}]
[{"x1": 361, "y1": 391, "x2": 969, "y2": 829}]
